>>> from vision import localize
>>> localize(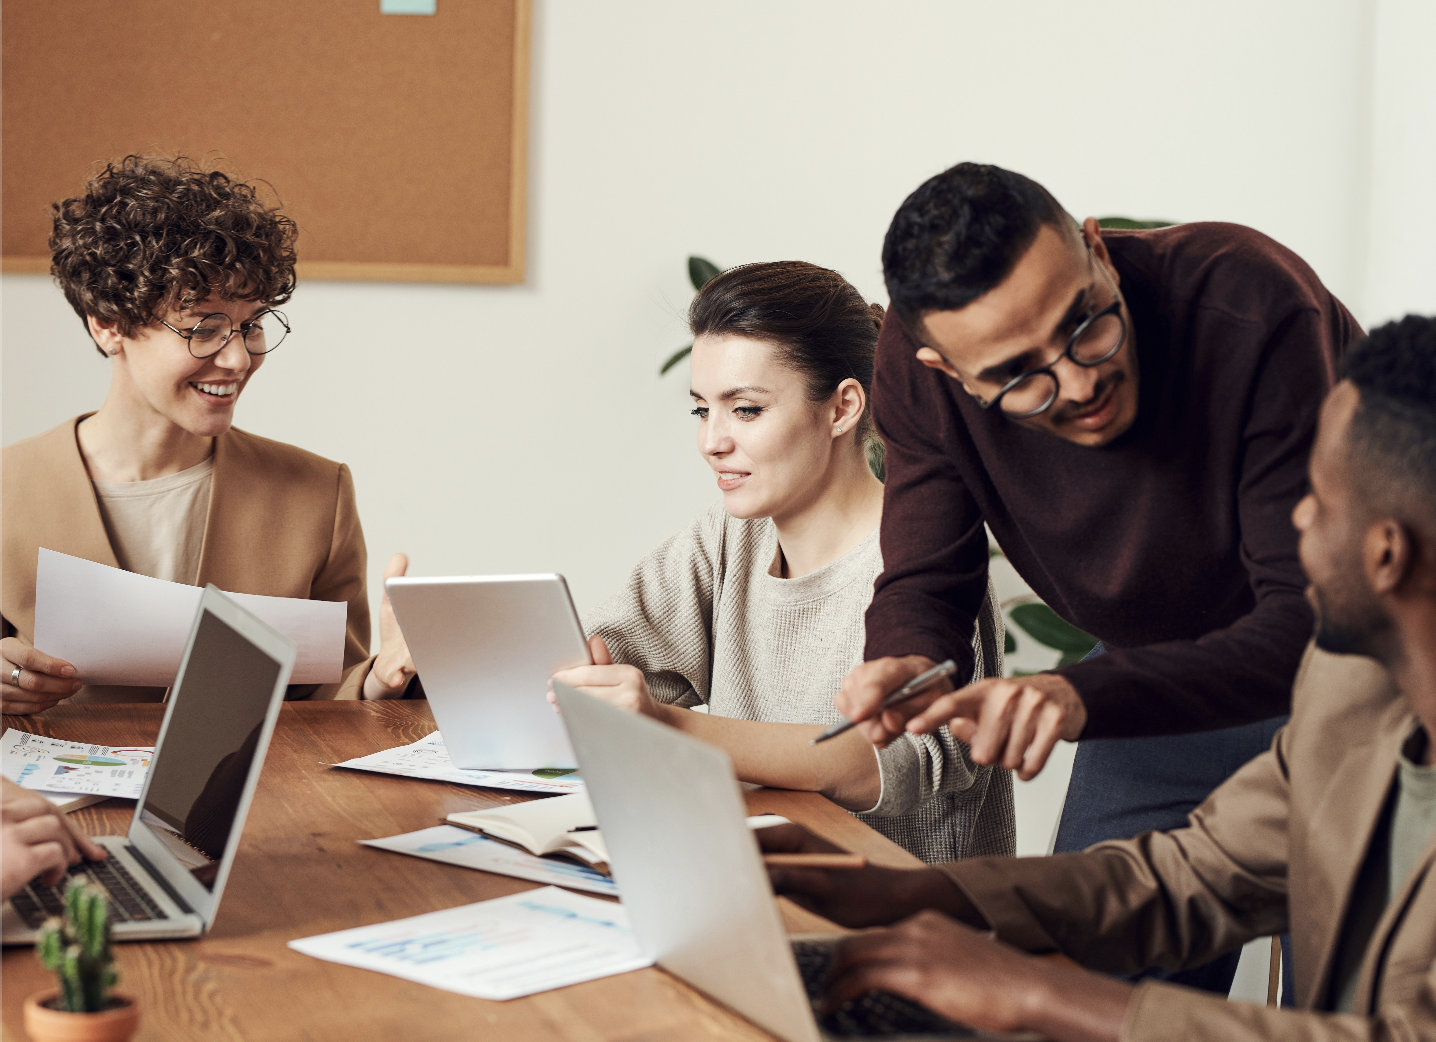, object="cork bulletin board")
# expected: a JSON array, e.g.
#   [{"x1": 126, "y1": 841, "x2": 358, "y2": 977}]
[{"x1": 1, "y1": 0, "x2": 529, "y2": 284}]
